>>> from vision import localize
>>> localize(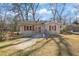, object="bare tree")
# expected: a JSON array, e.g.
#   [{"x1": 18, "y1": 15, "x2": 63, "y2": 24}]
[
  {"x1": 73, "y1": 4, "x2": 79, "y2": 22},
  {"x1": 23, "y1": 3, "x2": 30, "y2": 21},
  {"x1": 49, "y1": 4, "x2": 57, "y2": 21},
  {"x1": 29, "y1": 3, "x2": 39, "y2": 21},
  {"x1": 50, "y1": 3, "x2": 66, "y2": 23},
  {"x1": 11, "y1": 3, "x2": 24, "y2": 21}
]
